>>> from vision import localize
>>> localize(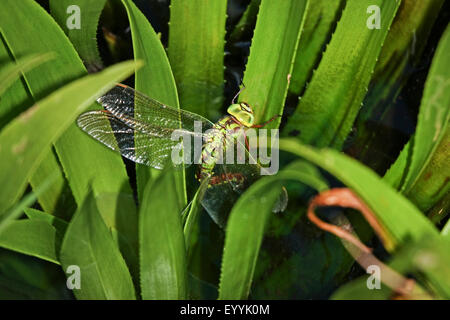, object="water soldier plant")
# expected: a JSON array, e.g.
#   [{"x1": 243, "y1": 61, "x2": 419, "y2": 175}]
[{"x1": 0, "y1": 0, "x2": 448, "y2": 300}]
